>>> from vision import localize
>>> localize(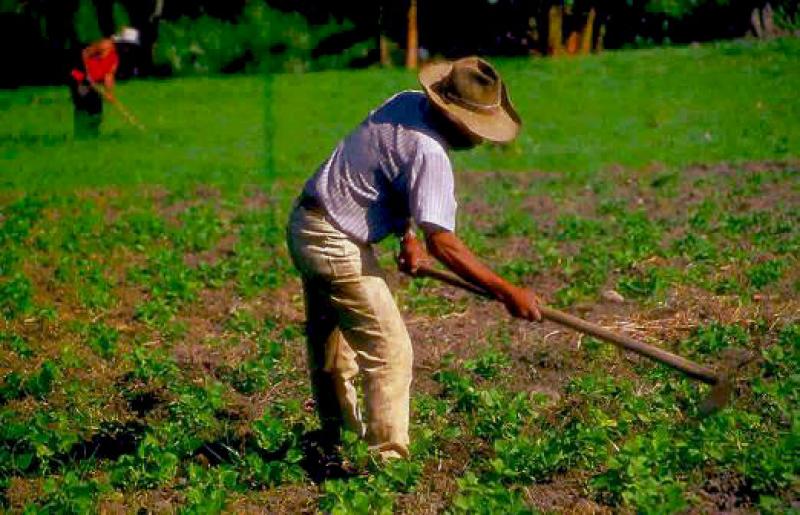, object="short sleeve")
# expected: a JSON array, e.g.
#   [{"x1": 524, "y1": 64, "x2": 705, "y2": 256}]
[{"x1": 407, "y1": 141, "x2": 458, "y2": 232}]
